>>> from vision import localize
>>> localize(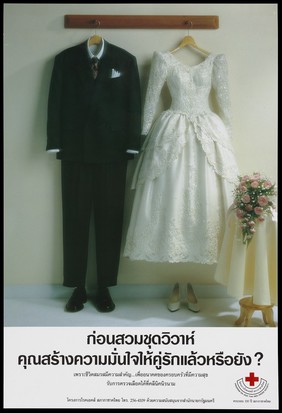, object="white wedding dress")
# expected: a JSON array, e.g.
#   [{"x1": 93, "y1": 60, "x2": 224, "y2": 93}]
[{"x1": 124, "y1": 51, "x2": 239, "y2": 264}]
